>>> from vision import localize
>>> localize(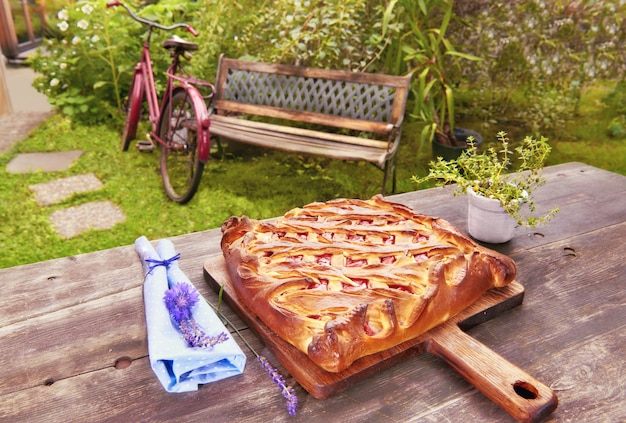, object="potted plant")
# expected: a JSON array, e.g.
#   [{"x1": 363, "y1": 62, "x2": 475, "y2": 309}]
[
  {"x1": 412, "y1": 131, "x2": 559, "y2": 243},
  {"x1": 393, "y1": 0, "x2": 482, "y2": 158}
]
